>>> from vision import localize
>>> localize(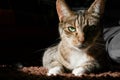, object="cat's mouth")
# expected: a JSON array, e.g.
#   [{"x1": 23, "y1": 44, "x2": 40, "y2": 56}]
[
  {"x1": 78, "y1": 44, "x2": 87, "y2": 49},
  {"x1": 78, "y1": 43, "x2": 88, "y2": 49}
]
